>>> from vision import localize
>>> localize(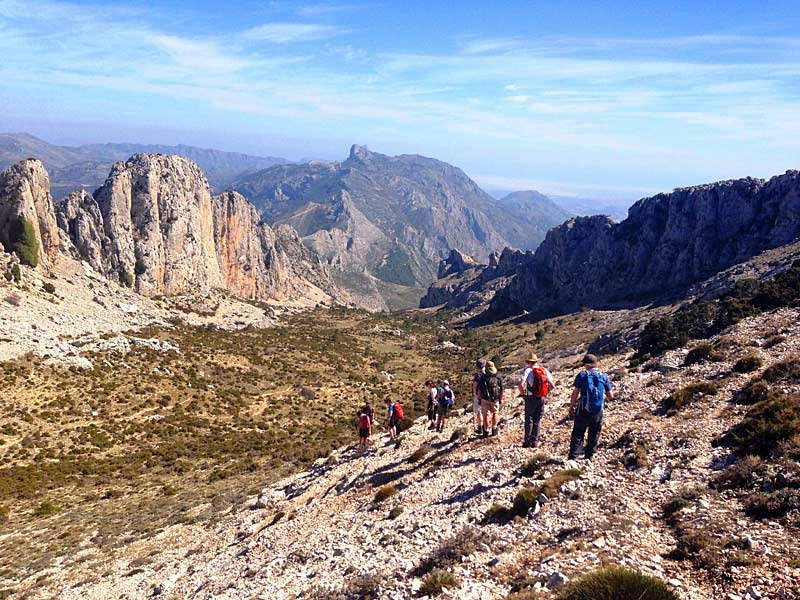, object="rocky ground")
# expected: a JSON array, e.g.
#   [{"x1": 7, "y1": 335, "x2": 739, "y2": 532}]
[{"x1": 20, "y1": 307, "x2": 799, "y2": 599}]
